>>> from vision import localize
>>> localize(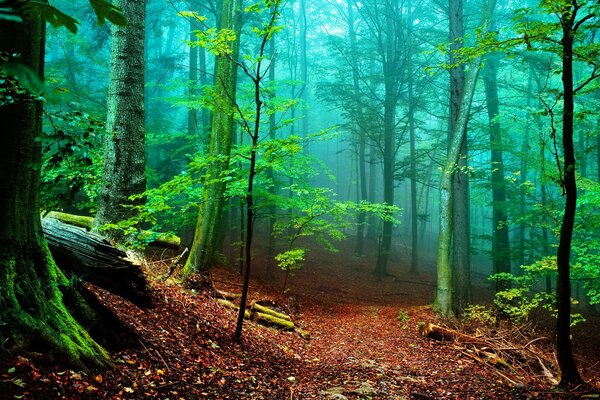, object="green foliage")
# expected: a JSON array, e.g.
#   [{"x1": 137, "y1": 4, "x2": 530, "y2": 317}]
[
  {"x1": 275, "y1": 248, "x2": 305, "y2": 273},
  {"x1": 22, "y1": 2, "x2": 80, "y2": 33},
  {"x1": 490, "y1": 257, "x2": 584, "y2": 326},
  {"x1": 40, "y1": 109, "x2": 103, "y2": 213},
  {"x1": 463, "y1": 304, "x2": 497, "y2": 325},
  {"x1": 0, "y1": 61, "x2": 44, "y2": 96},
  {"x1": 396, "y1": 309, "x2": 409, "y2": 323}
]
